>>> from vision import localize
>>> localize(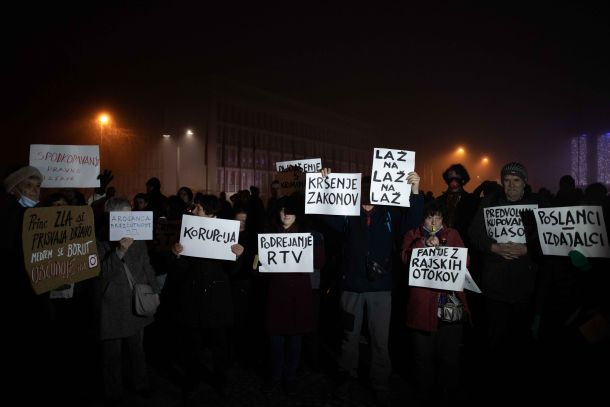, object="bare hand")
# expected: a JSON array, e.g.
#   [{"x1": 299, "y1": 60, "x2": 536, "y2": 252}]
[
  {"x1": 231, "y1": 244, "x2": 244, "y2": 257},
  {"x1": 172, "y1": 243, "x2": 184, "y2": 256},
  {"x1": 119, "y1": 237, "x2": 134, "y2": 252},
  {"x1": 426, "y1": 235, "x2": 440, "y2": 247},
  {"x1": 491, "y1": 242, "x2": 526, "y2": 260},
  {"x1": 321, "y1": 168, "x2": 332, "y2": 178},
  {"x1": 407, "y1": 171, "x2": 420, "y2": 194}
]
